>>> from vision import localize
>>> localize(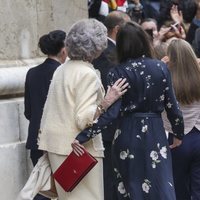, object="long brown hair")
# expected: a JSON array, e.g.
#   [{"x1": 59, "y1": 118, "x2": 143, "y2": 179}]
[{"x1": 167, "y1": 39, "x2": 200, "y2": 105}]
